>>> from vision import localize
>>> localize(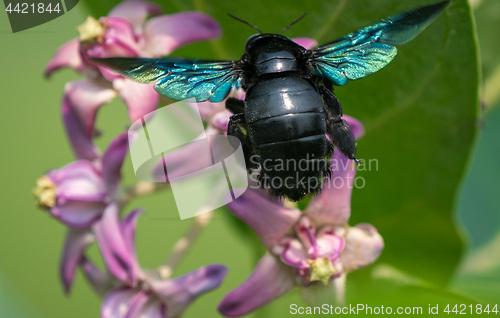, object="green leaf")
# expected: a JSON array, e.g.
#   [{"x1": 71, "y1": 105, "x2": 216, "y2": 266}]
[
  {"x1": 471, "y1": 0, "x2": 500, "y2": 111},
  {"x1": 81, "y1": 0, "x2": 479, "y2": 289},
  {"x1": 341, "y1": 0, "x2": 478, "y2": 287},
  {"x1": 472, "y1": 0, "x2": 500, "y2": 80},
  {"x1": 346, "y1": 265, "x2": 481, "y2": 309},
  {"x1": 221, "y1": 206, "x2": 267, "y2": 264},
  {"x1": 457, "y1": 105, "x2": 500, "y2": 249}
]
